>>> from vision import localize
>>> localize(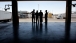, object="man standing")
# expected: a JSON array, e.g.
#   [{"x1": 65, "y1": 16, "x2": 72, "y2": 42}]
[
  {"x1": 35, "y1": 10, "x2": 39, "y2": 23},
  {"x1": 39, "y1": 10, "x2": 43, "y2": 23},
  {"x1": 31, "y1": 9, "x2": 35, "y2": 23},
  {"x1": 45, "y1": 10, "x2": 48, "y2": 24}
]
